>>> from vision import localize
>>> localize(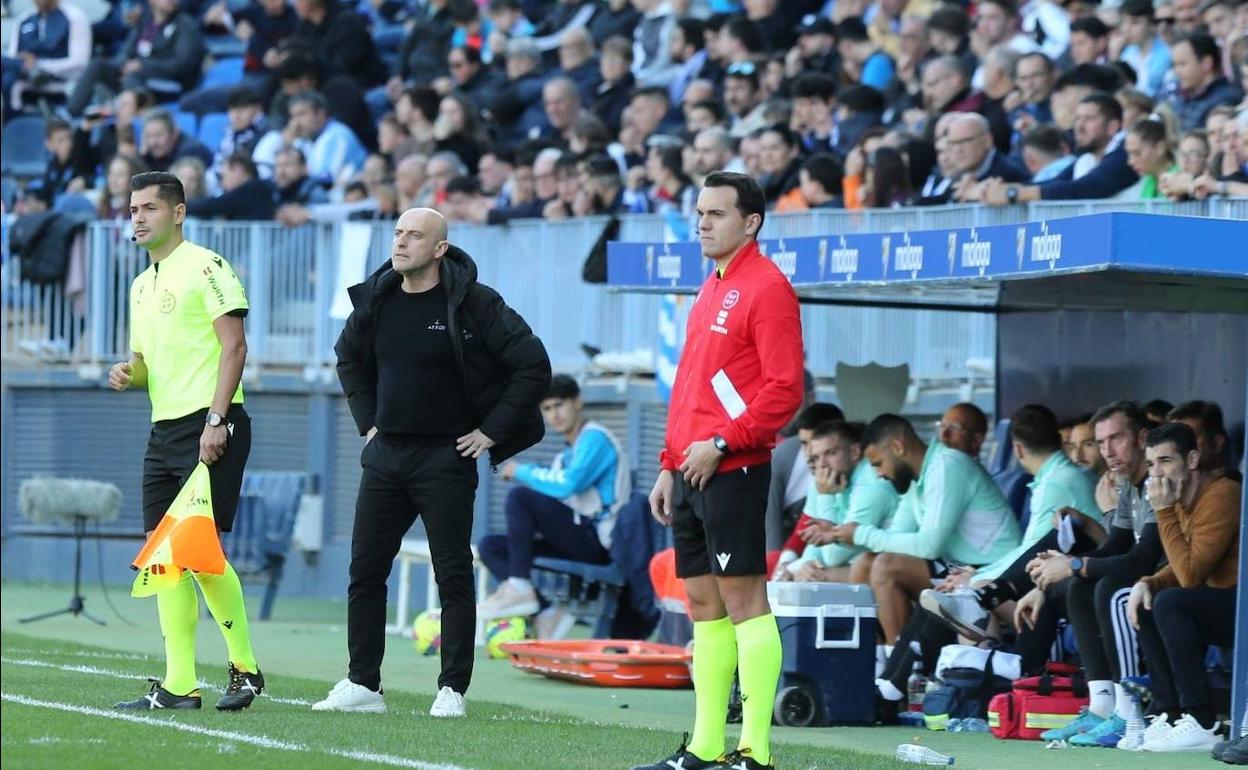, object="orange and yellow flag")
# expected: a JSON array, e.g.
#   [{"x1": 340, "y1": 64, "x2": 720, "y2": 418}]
[{"x1": 131, "y1": 463, "x2": 225, "y2": 597}]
